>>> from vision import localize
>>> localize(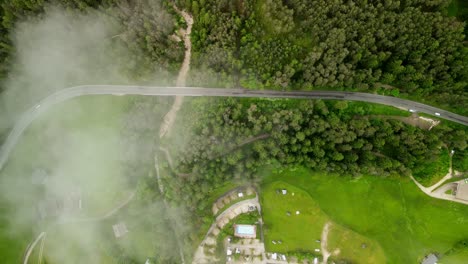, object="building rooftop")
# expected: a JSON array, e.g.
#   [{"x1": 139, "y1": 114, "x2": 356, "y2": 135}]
[
  {"x1": 112, "y1": 222, "x2": 129, "y2": 238},
  {"x1": 421, "y1": 254, "x2": 438, "y2": 264},
  {"x1": 31, "y1": 169, "x2": 48, "y2": 185},
  {"x1": 456, "y1": 183, "x2": 468, "y2": 201}
]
